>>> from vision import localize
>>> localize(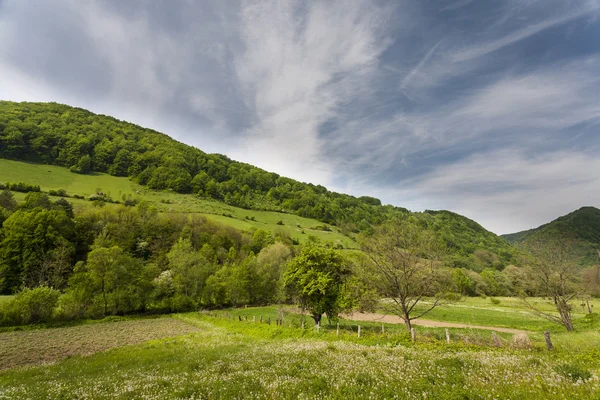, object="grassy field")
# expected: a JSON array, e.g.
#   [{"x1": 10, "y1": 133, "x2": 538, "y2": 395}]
[
  {"x1": 0, "y1": 311, "x2": 599, "y2": 399},
  {"x1": 0, "y1": 159, "x2": 355, "y2": 247}
]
